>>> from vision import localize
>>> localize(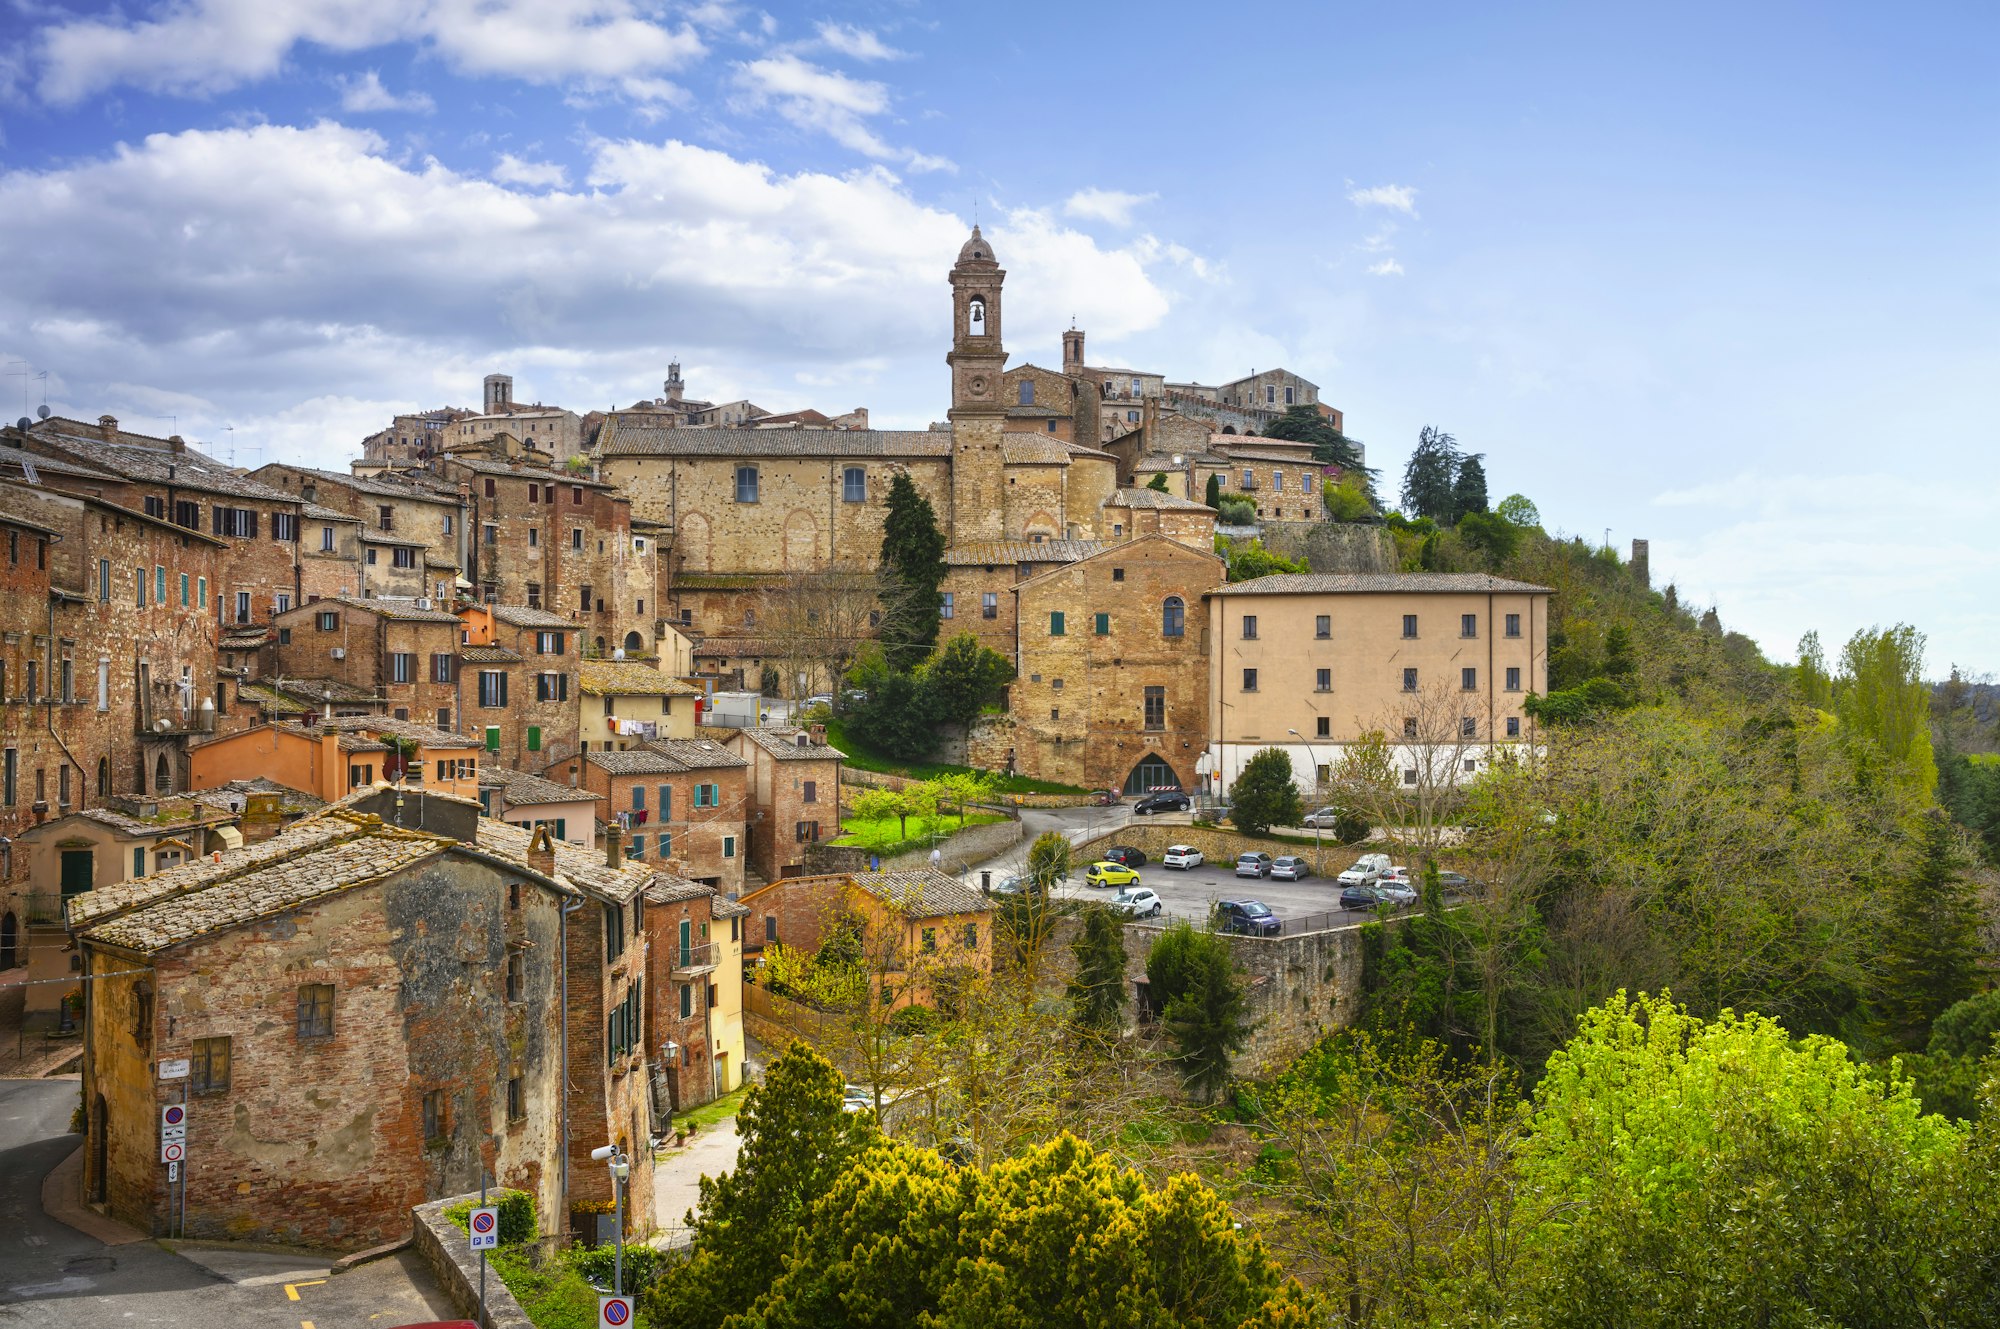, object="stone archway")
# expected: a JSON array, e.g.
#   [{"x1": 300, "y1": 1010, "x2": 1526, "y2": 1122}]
[
  {"x1": 624, "y1": 631, "x2": 645, "y2": 654},
  {"x1": 1121, "y1": 754, "x2": 1179, "y2": 795}
]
